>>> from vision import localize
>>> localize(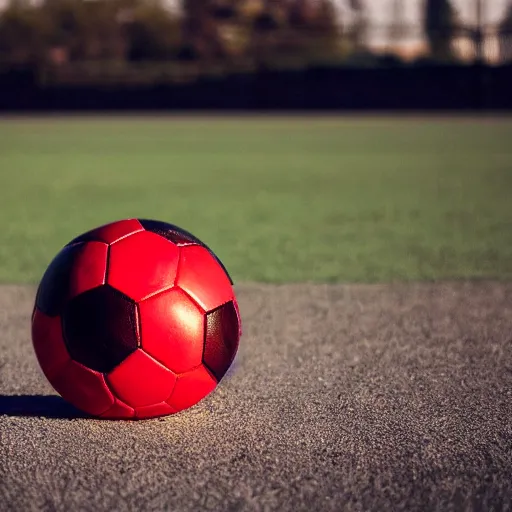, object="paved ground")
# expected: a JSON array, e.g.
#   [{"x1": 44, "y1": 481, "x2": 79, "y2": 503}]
[{"x1": 0, "y1": 282, "x2": 511, "y2": 512}]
